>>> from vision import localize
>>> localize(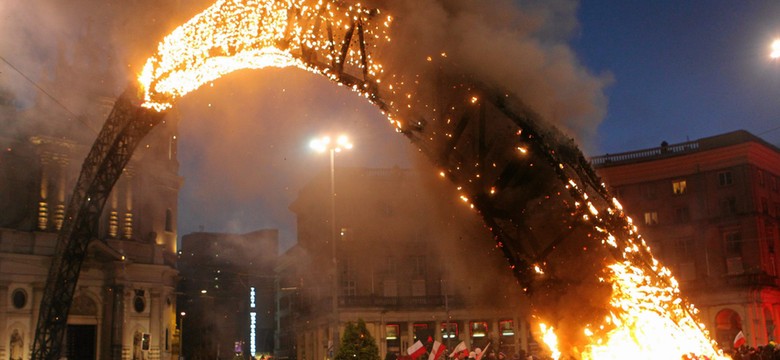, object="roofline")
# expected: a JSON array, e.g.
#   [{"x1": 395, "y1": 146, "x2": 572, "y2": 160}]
[{"x1": 590, "y1": 130, "x2": 780, "y2": 168}]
